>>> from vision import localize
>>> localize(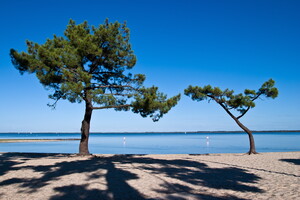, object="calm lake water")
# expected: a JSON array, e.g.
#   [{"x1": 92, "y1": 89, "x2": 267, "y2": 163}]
[{"x1": 0, "y1": 132, "x2": 299, "y2": 154}]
